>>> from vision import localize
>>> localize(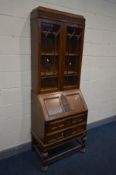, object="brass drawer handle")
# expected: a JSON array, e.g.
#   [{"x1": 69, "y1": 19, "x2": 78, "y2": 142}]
[
  {"x1": 59, "y1": 124, "x2": 64, "y2": 128},
  {"x1": 56, "y1": 133, "x2": 64, "y2": 140},
  {"x1": 51, "y1": 126, "x2": 58, "y2": 130},
  {"x1": 72, "y1": 120, "x2": 77, "y2": 124},
  {"x1": 61, "y1": 132, "x2": 64, "y2": 137},
  {"x1": 79, "y1": 129, "x2": 84, "y2": 132},
  {"x1": 48, "y1": 139, "x2": 56, "y2": 143},
  {"x1": 72, "y1": 119, "x2": 83, "y2": 124},
  {"x1": 78, "y1": 119, "x2": 83, "y2": 122},
  {"x1": 72, "y1": 131, "x2": 77, "y2": 135}
]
